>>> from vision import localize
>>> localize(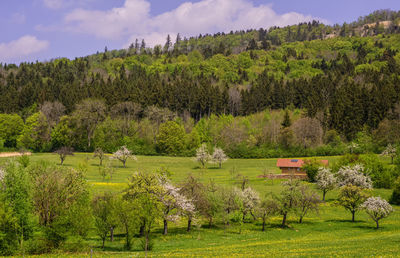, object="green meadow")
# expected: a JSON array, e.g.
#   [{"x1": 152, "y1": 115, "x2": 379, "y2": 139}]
[{"x1": 1, "y1": 153, "x2": 399, "y2": 257}]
